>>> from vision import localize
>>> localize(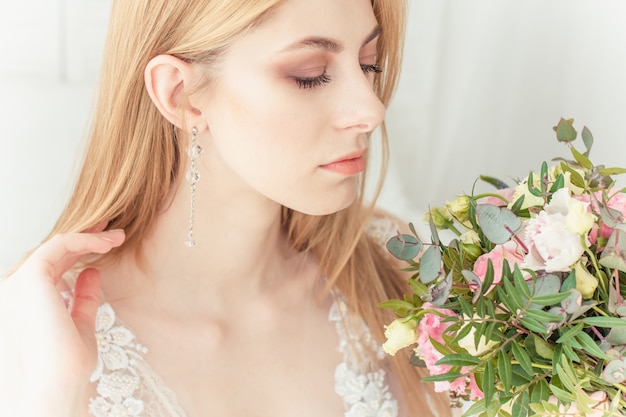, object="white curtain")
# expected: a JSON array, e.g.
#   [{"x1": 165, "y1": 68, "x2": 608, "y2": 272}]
[
  {"x1": 379, "y1": 0, "x2": 626, "y2": 223},
  {"x1": 2, "y1": 1, "x2": 626, "y2": 270}
]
